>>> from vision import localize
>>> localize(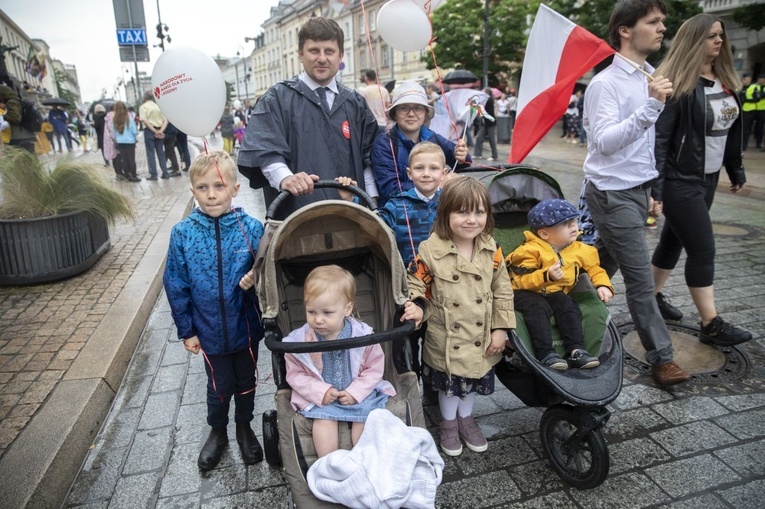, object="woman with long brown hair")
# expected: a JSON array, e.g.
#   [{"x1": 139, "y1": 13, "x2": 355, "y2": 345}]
[
  {"x1": 651, "y1": 13, "x2": 751, "y2": 346},
  {"x1": 112, "y1": 101, "x2": 140, "y2": 182}
]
